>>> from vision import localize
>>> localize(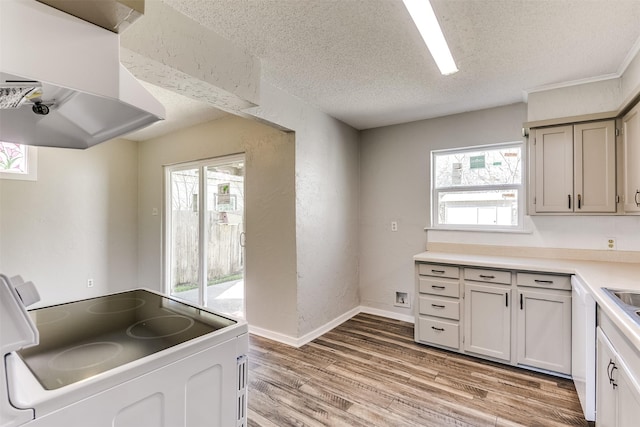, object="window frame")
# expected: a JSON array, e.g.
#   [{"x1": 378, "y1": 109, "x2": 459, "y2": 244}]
[
  {"x1": 430, "y1": 141, "x2": 525, "y2": 232},
  {"x1": 0, "y1": 142, "x2": 37, "y2": 181}
]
